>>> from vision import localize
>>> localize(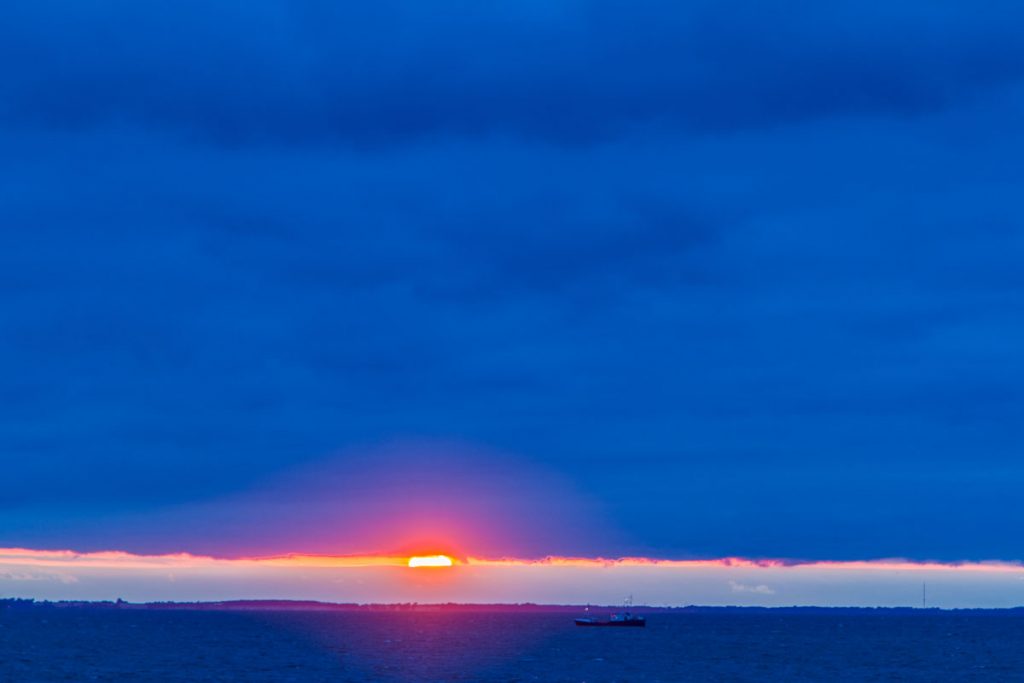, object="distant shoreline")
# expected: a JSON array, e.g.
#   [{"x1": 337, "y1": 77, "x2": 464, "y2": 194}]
[{"x1": 3, "y1": 598, "x2": 1022, "y2": 614}]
